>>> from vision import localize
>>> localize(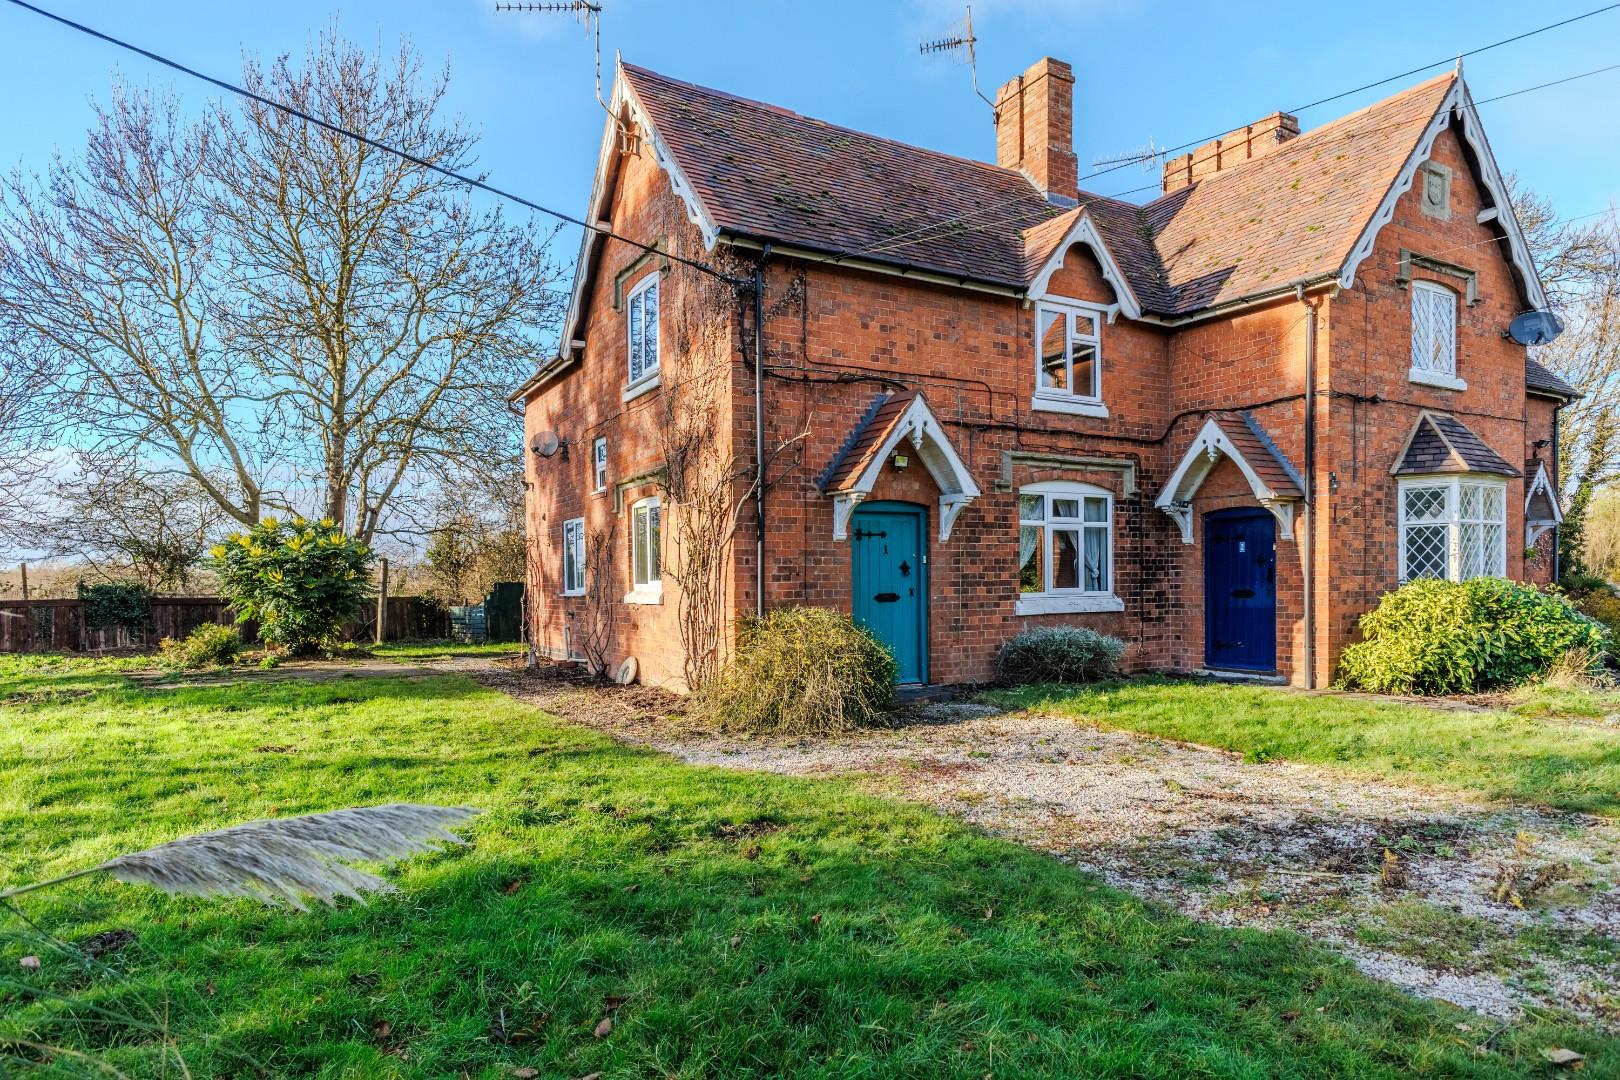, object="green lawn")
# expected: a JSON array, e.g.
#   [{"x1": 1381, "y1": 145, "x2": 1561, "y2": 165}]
[
  {"x1": 989, "y1": 678, "x2": 1620, "y2": 816},
  {"x1": 371, "y1": 639, "x2": 527, "y2": 660},
  {"x1": 2, "y1": 664, "x2": 1616, "y2": 1077}
]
